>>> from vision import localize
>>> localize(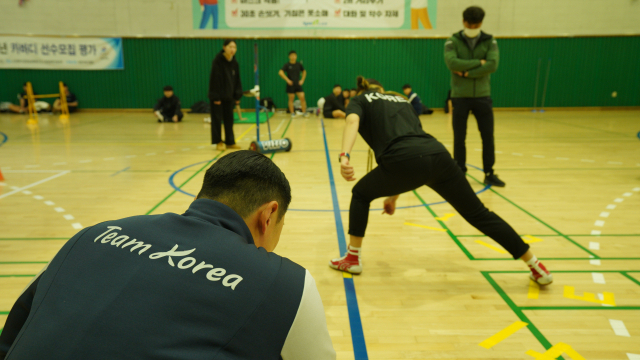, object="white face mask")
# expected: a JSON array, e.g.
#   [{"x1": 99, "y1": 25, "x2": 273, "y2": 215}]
[{"x1": 464, "y1": 27, "x2": 481, "y2": 38}]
